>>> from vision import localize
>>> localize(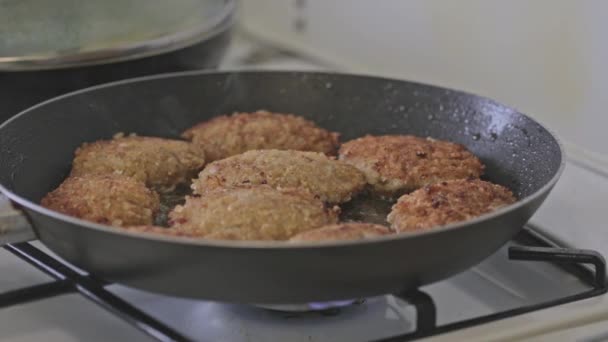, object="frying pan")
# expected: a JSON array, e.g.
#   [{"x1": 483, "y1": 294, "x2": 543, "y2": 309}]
[{"x1": 0, "y1": 71, "x2": 563, "y2": 304}]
